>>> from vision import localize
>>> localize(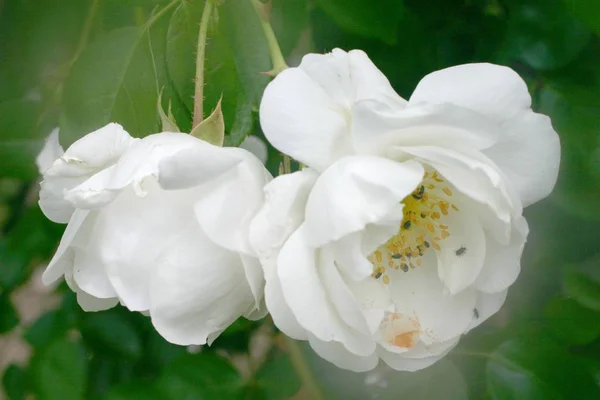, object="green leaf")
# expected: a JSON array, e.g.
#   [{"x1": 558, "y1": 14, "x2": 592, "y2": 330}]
[
  {"x1": 25, "y1": 310, "x2": 70, "y2": 349},
  {"x1": 565, "y1": 0, "x2": 600, "y2": 35},
  {"x1": 103, "y1": 381, "x2": 162, "y2": 400},
  {"x1": 315, "y1": 0, "x2": 402, "y2": 45},
  {"x1": 81, "y1": 311, "x2": 143, "y2": 360},
  {"x1": 486, "y1": 338, "x2": 600, "y2": 399},
  {"x1": 0, "y1": 292, "x2": 19, "y2": 333},
  {"x1": 0, "y1": 206, "x2": 63, "y2": 292},
  {"x1": 3, "y1": 364, "x2": 28, "y2": 400},
  {"x1": 255, "y1": 352, "x2": 301, "y2": 400},
  {"x1": 0, "y1": 99, "x2": 43, "y2": 179},
  {"x1": 158, "y1": 352, "x2": 243, "y2": 400},
  {"x1": 190, "y1": 98, "x2": 225, "y2": 146},
  {"x1": 563, "y1": 269, "x2": 600, "y2": 312},
  {"x1": 166, "y1": 0, "x2": 267, "y2": 146},
  {"x1": 537, "y1": 83, "x2": 600, "y2": 220},
  {"x1": 157, "y1": 89, "x2": 181, "y2": 132},
  {"x1": 504, "y1": 0, "x2": 591, "y2": 70},
  {"x1": 270, "y1": 0, "x2": 309, "y2": 56},
  {"x1": 544, "y1": 297, "x2": 600, "y2": 345},
  {"x1": 31, "y1": 337, "x2": 88, "y2": 400},
  {"x1": 59, "y1": 5, "x2": 175, "y2": 146}
]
